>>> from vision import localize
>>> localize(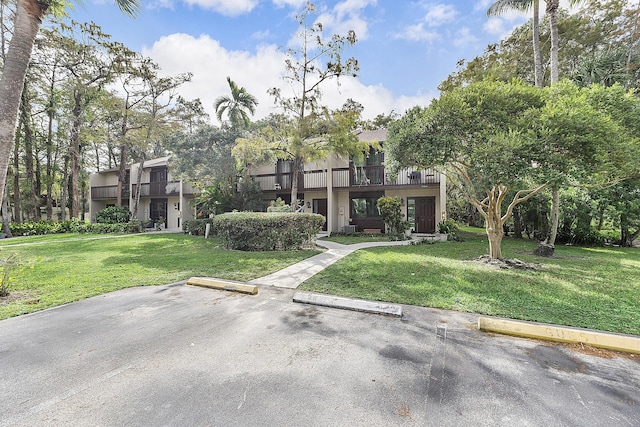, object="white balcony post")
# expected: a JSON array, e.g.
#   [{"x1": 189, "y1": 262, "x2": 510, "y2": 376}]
[{"x1": 326, "y1": 153, "x2": 334, "y2": 234}]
